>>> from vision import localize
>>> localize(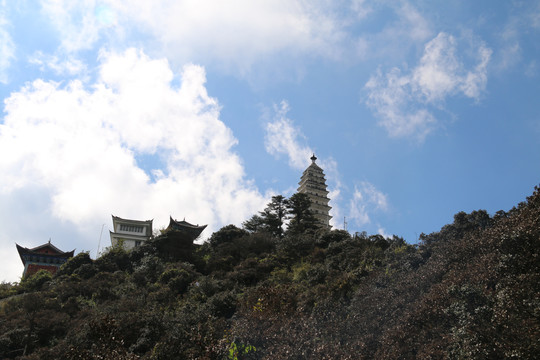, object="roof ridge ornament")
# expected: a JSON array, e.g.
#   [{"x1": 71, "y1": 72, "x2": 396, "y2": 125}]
[{"x1": 311, "y1": 153, "x2": 317, "y2": 162}]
